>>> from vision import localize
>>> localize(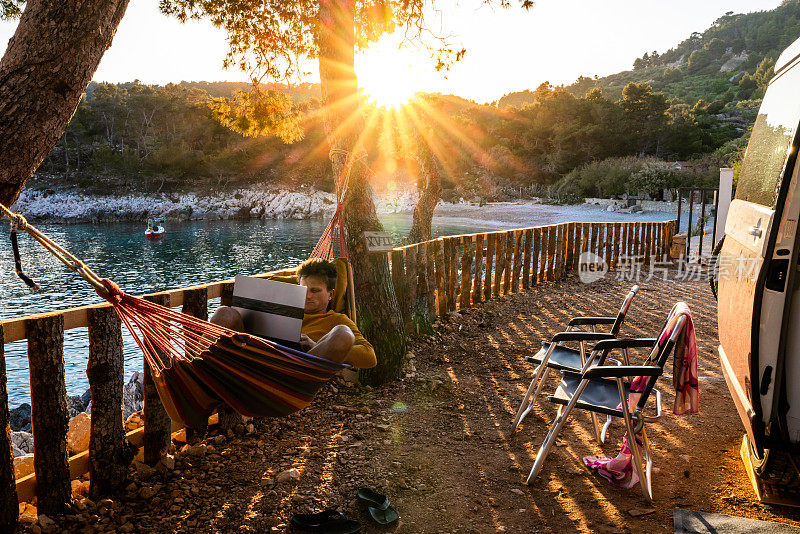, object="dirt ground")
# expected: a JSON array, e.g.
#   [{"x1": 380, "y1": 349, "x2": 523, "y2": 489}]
[{"x1": 34, "y1": 274, "x2": 800, "y2": 533}]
